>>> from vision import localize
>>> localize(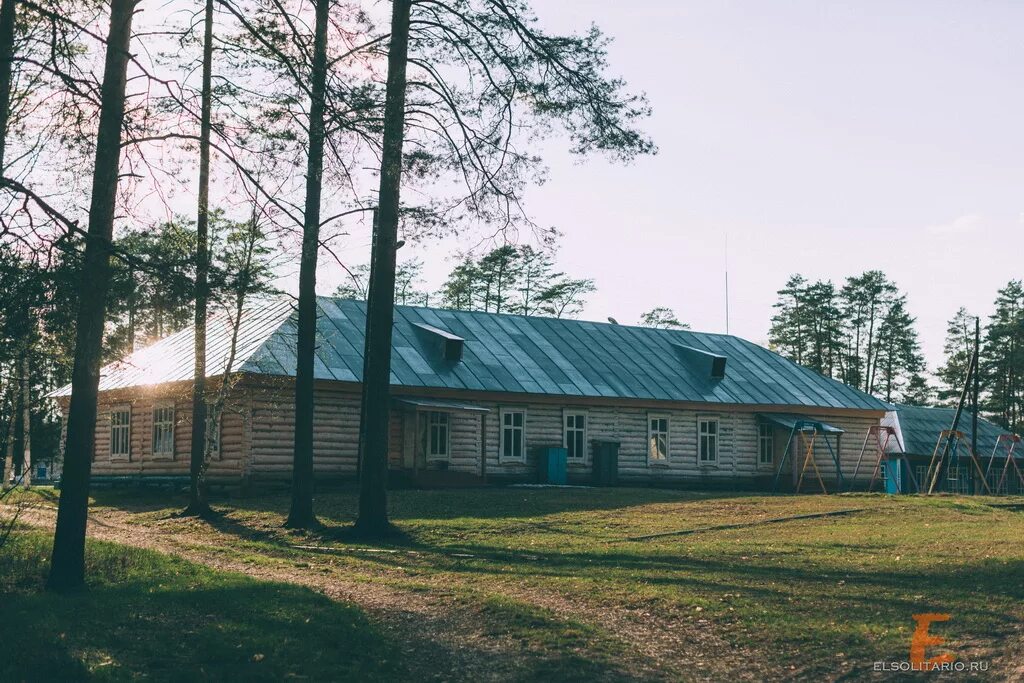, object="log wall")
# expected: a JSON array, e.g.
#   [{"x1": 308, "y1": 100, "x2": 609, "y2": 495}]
[
  {"x1": 73, "y1": 380, "x2": 884, "y2": 489},
  {"x1": 68, "y1": 390, "x2": 249, "y2": 480}
]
